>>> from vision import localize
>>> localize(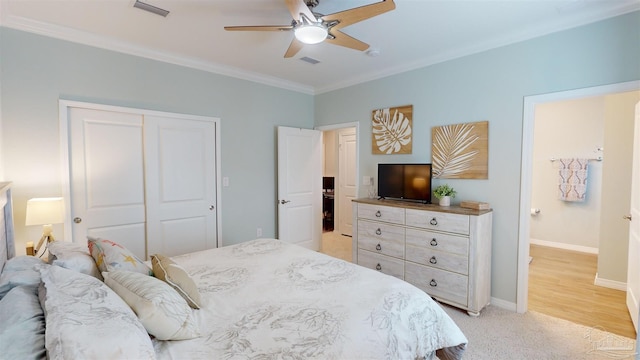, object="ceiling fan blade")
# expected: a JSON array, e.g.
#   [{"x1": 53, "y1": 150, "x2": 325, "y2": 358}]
[
  {"x1": 321, "y1": 0, "x2": 395, "y2": 30},
  {"x1": 224, "y1": 25, "x2": 294, "y2": 32},
  {"x1": 284, "y1": 38, "x2": 304, "y2": 58},
  {"x1": 326, "y1": 30, "x2": 369, "y2": 51},
  {"x1": 285, "y1": 0, "x2": 317, "y2": 22}
]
